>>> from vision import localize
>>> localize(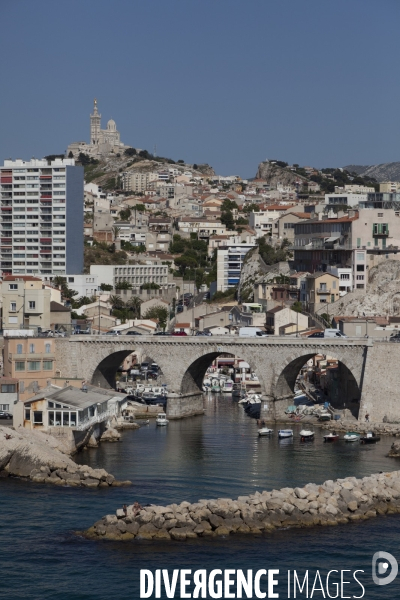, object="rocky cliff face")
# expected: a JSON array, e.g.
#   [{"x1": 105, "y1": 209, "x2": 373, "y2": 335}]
[
  {"x1": 331, "y1": 260, "x2": 400, "y2": 317},
  {"x1": 344, "y1": 162, "x2": 400, "y2": 183},
  {"x1": 255, "y1": 161, "x2": 308, "y2": 186}
]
